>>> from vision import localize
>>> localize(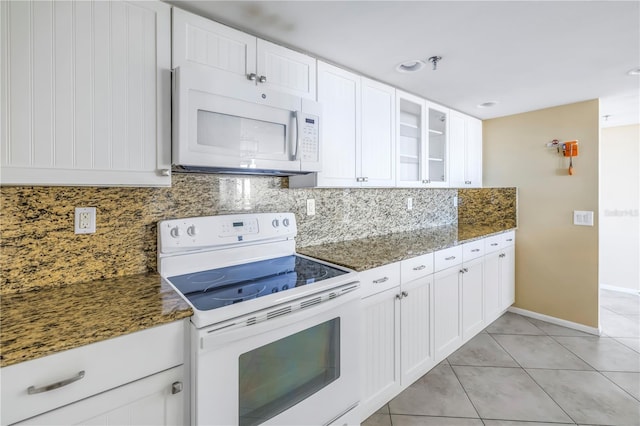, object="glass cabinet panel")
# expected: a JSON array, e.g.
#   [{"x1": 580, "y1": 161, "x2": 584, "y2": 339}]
[
  {"x1": 427, "y1": 106, "x2": 448, "y2": 185},
  {"x1": 397, "y1": 93, "x2": 427, "y2": 186}
]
